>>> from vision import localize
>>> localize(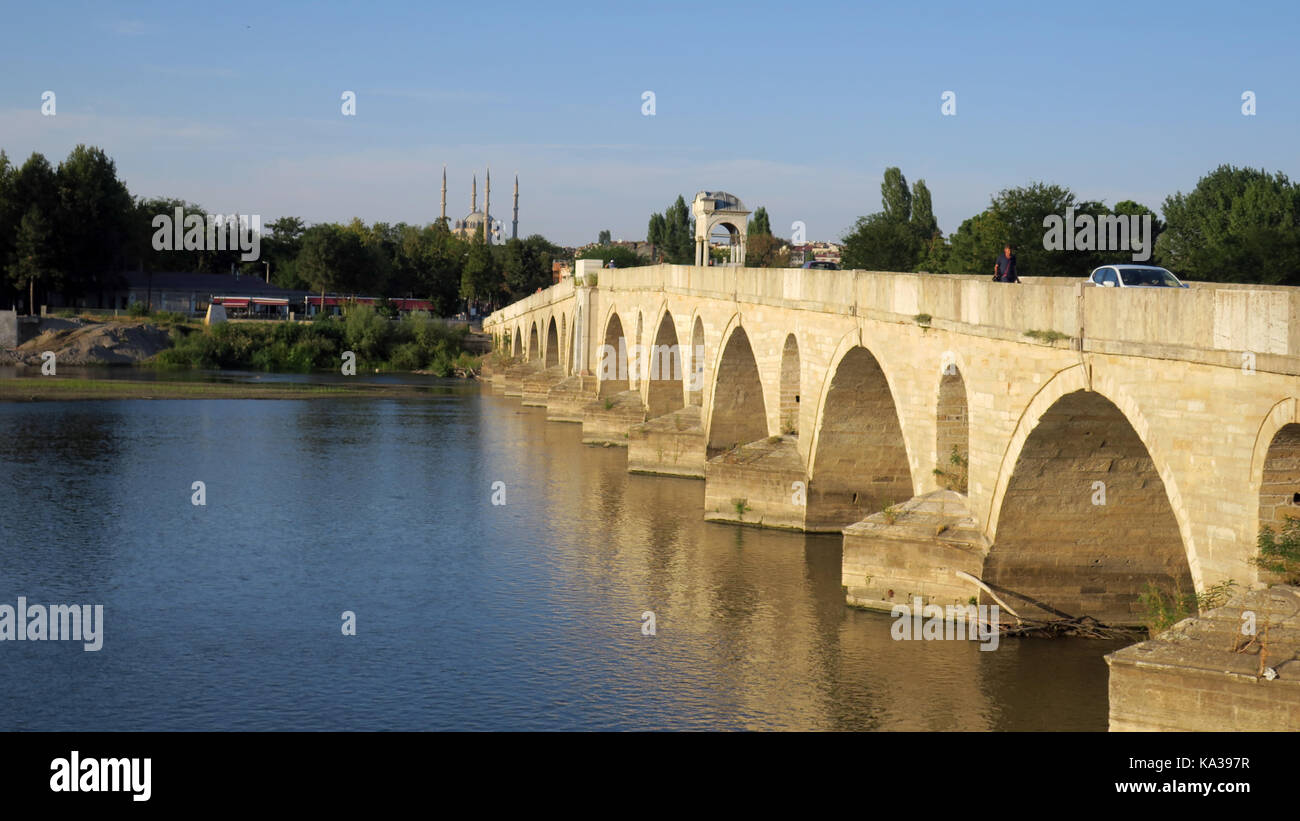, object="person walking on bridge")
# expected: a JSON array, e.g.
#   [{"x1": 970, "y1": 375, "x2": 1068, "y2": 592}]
[{"x1": 993, "y1": 244, "x2": 1019, "y2": 283}]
